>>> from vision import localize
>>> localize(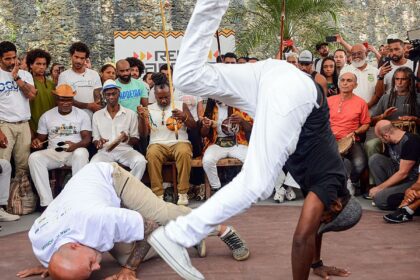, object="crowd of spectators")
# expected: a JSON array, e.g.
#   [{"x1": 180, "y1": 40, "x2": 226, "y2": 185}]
[{"x1": 0, "y1": 33, "x2": 419, "y2": 226}]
